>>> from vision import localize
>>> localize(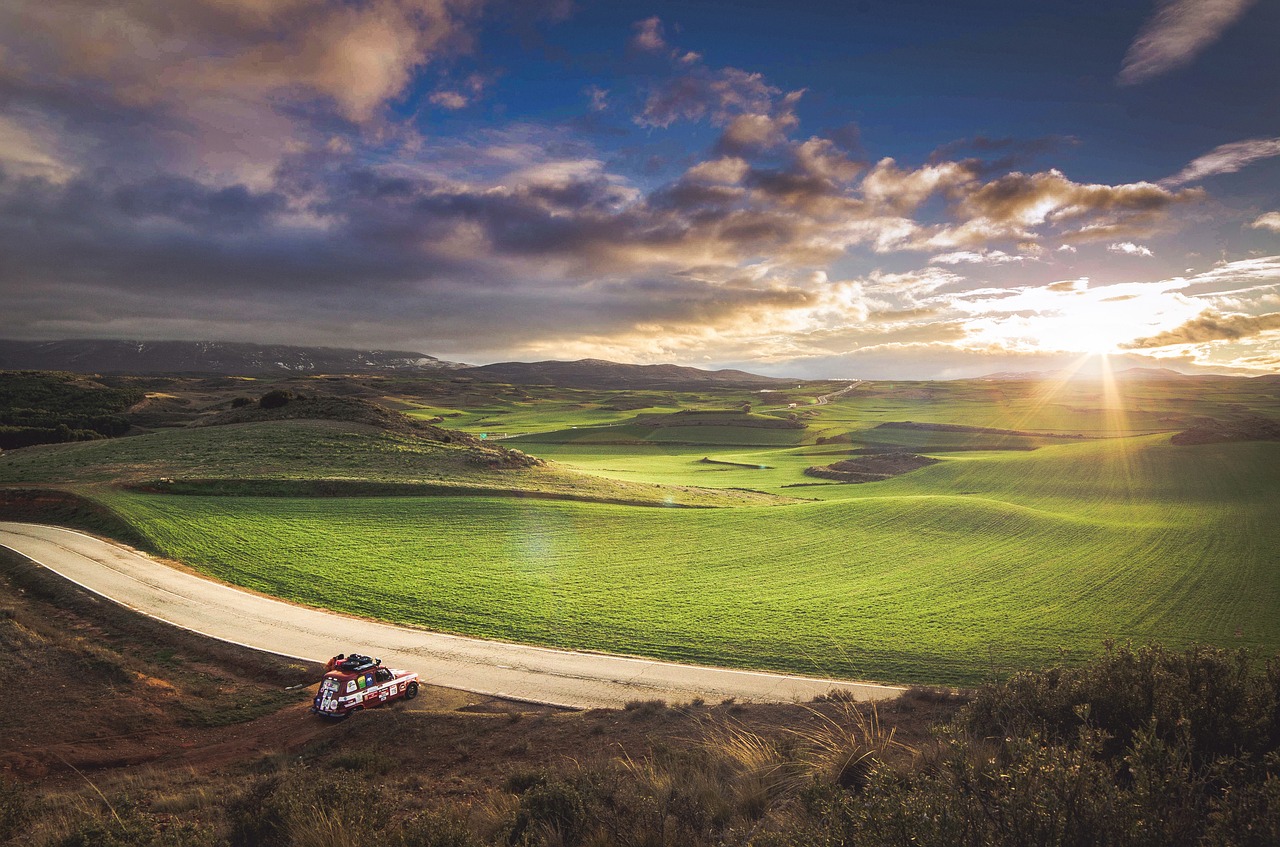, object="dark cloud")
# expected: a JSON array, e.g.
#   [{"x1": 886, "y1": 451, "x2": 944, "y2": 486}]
[
  {"x1": 929, "y1": 135, "x2": 1079, "y2": 176},
  {"x1": 1124, "y1": 311, "x2": 1280, "y2": 348}
]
